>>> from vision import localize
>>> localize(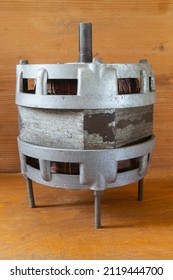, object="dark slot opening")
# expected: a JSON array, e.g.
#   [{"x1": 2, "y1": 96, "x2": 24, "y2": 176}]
[
  {"x1": 47, "y1": 79, "x2": 78, "y2": 95},
  {"x1": 26, "y1": 157, "x2": 79, "y2": 175},
  {"x1": 149, "y1": 77, "x2": 154, "y2": 92},
  {"x1": 147, "y1": 153, "x2": 151, "y2": 162},
  {"x1": 26, "y1": 156, "x2": 39, "y2": 169},
  {"x1": 23, "y1": 79, "x2": 36, "y2": 94},
  {"x1": 123, "y1": 135, "x2": 152, "y2": 148},
  {"x1": 118, "y1": 157, "x2": 140, "y2": 173},
  {"x1": 50, "y1": 162, "x2": 79, "y2": 175},
  {"x1": 118, "y1": 78, "x2": 140, "y2": 95}
]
